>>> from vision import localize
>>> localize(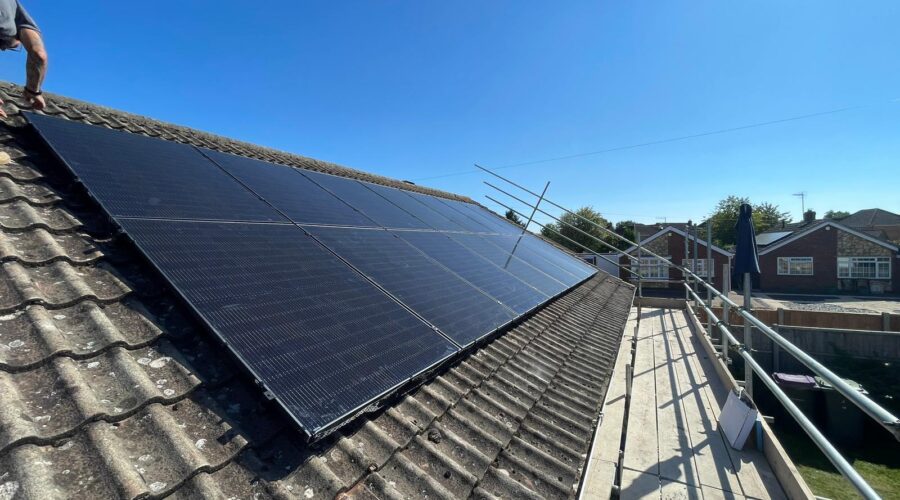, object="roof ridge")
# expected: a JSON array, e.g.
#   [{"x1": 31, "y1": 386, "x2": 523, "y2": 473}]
[{"x1": 0, "y1": 81, "x2": 472, "y2": 203}]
